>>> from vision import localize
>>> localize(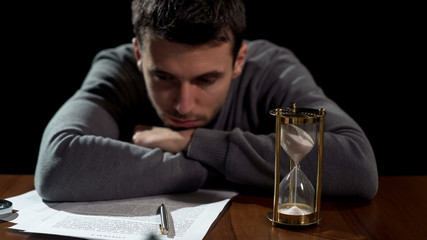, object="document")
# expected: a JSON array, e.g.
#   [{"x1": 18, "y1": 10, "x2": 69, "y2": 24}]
[{"x1": 2, "y1": 189, "x2": 237, "y2": 240}]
